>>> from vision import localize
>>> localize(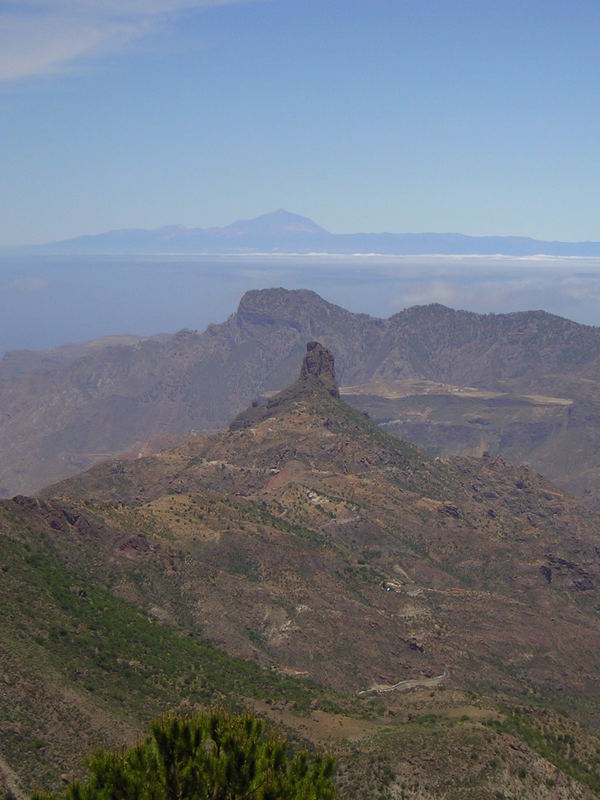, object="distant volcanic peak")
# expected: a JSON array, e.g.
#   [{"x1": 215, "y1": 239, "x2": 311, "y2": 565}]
[
  {"x1": 262, "y1": 208, "x2": 327, "y2": 231},
  {"x1": 222, "y1": 209, "x2": 328, "y2": 239},
  {"x1": 299, "y1": 341, "x2": 339, "y2": 399}
]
